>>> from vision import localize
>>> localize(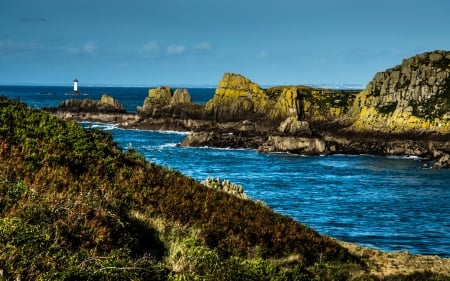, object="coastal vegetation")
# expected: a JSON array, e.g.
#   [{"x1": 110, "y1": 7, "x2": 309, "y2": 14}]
[{"x1": 2, "y1": 96, "x2": 450, "y2": 280}]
